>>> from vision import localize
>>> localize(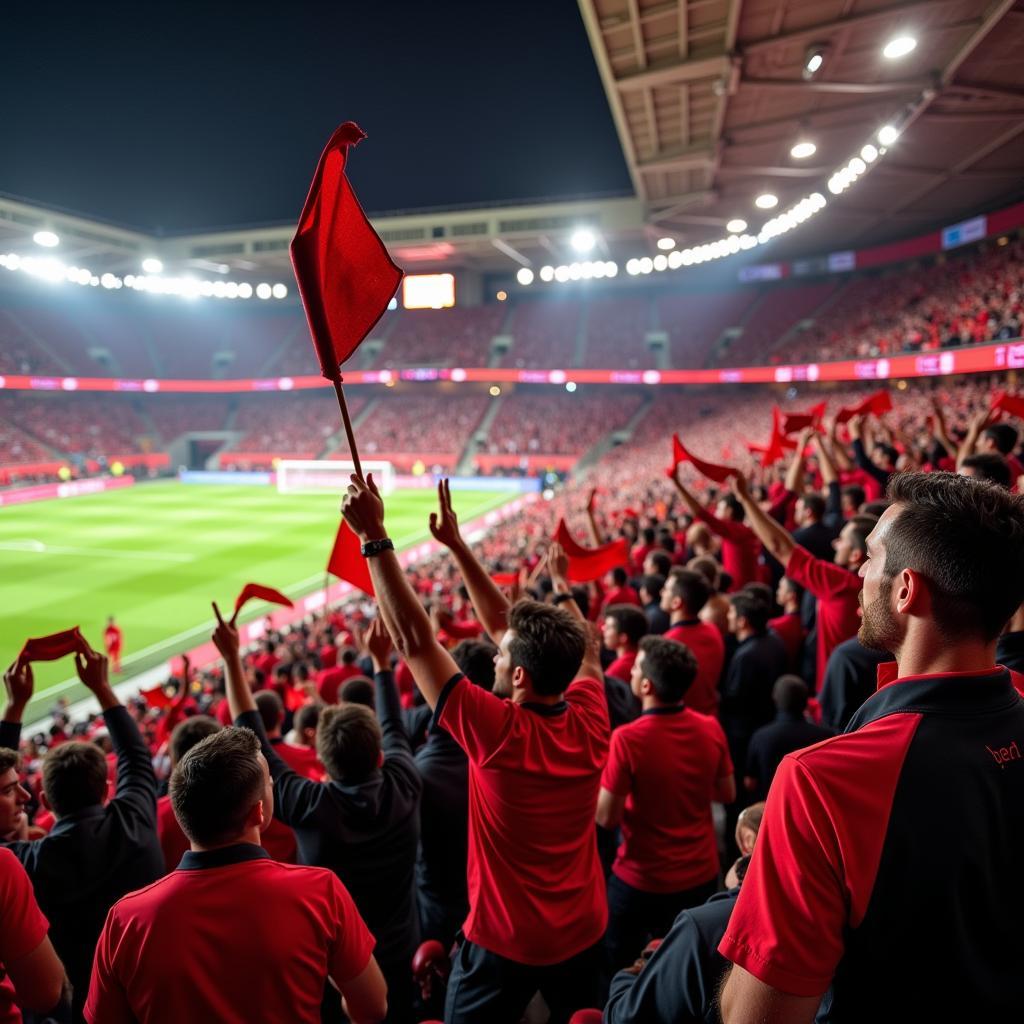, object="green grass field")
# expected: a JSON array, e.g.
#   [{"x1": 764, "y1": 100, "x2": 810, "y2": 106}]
[{"x1": 0, "y1": 481, "x2": 513, "y2": 720}]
